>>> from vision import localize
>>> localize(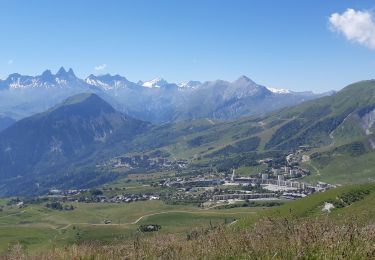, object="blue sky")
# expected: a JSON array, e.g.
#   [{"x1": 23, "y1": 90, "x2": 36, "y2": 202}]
[{"x1": 1, "y1": 0, "x2": 375, "y2": 92}]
